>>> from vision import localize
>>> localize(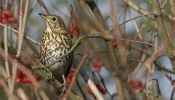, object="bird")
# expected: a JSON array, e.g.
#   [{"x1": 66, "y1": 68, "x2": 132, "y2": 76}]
[{"x1": 39, "y1": 13, "x2": 73, "y2": 87}]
